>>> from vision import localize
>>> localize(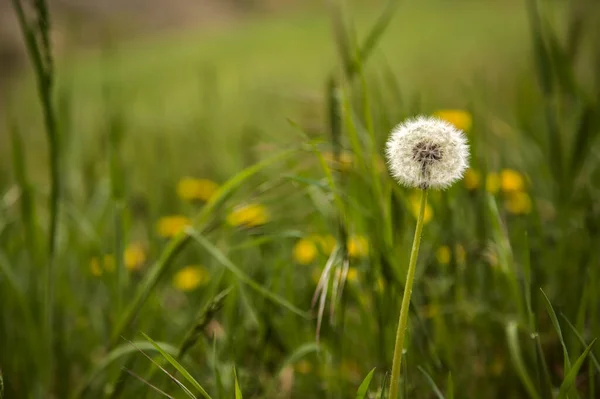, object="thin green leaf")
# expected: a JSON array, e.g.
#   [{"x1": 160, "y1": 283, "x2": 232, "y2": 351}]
[
  {"x1": 189, "y1": 230, "x2": 308, "y2": 318},
  {"x1": 446, "y1": 372, "x2": 454, "y2": 399},
  {"x1": 417, "y1": 366, "x2": 445, "y2": 399},
  {"x1": 234, "y1": 368, "x2": 243, "y2": 399},
  {"x1": 71, "y1": 341, "x2": 179, "y2": 399},
  {"x1": 143, "y1": 333, "x2": 212, "y2": 399},
  {"x1": 557, "y1": 339, "x2": 597, "y2": 399},
  {"x1": 355, "y1": 367, "x2": 376, "y2": 399},
  {"x1": 561, "y1": 314, "x2": 600, "y2": 374},
  {"x1": 378, "y1": 372, "x2": 389, "y2": 399},
  {"x1": 540, "y1": 289, "x2": 571, "y2": 372},
  {"x1": 506, "y1": 321, "x2": 542, "y2": 399}
]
